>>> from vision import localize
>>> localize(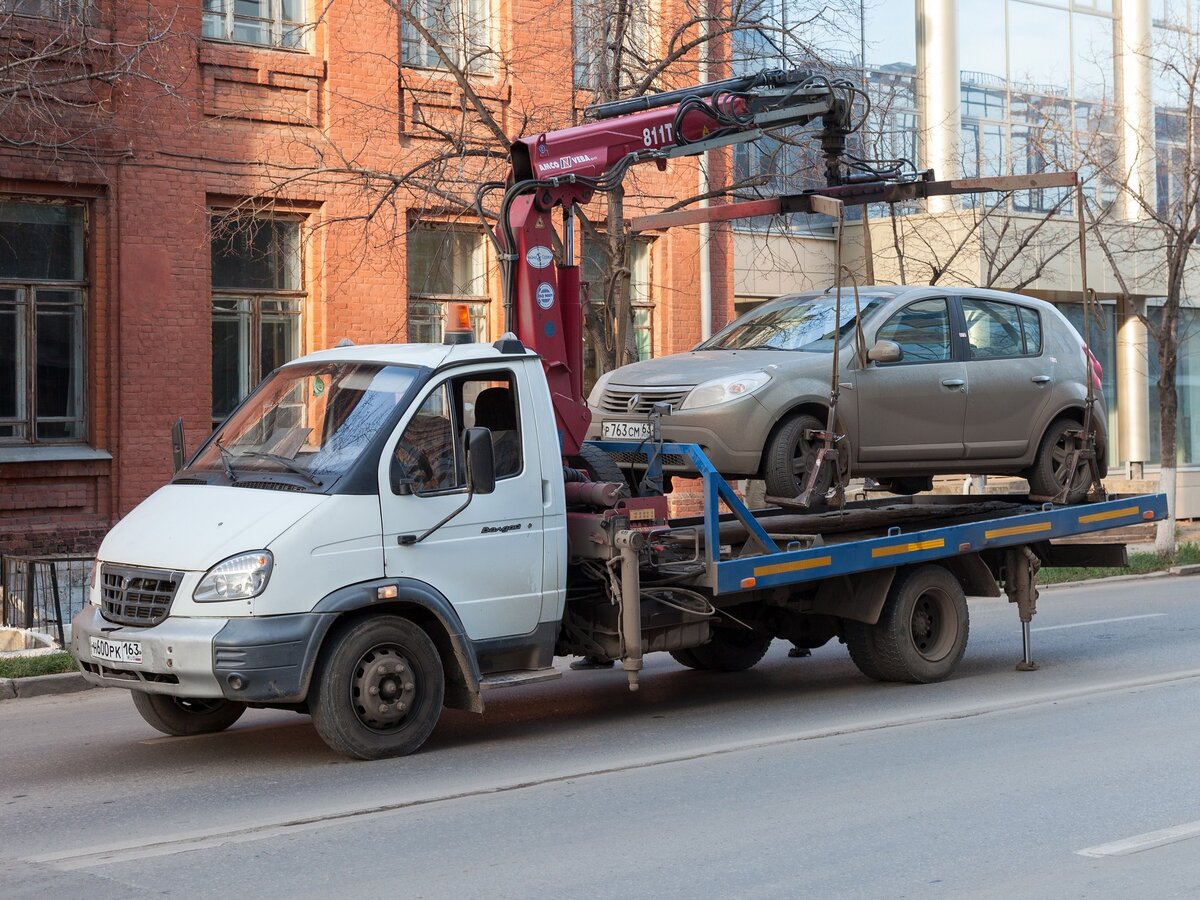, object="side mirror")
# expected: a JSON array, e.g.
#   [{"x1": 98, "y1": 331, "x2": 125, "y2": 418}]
[
  {"x1": 464, "y1": 427, "x2": 496, "y2": 495},
  {"x1": 867, "y1": 339, "x2": 903, "y2": 364}
]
